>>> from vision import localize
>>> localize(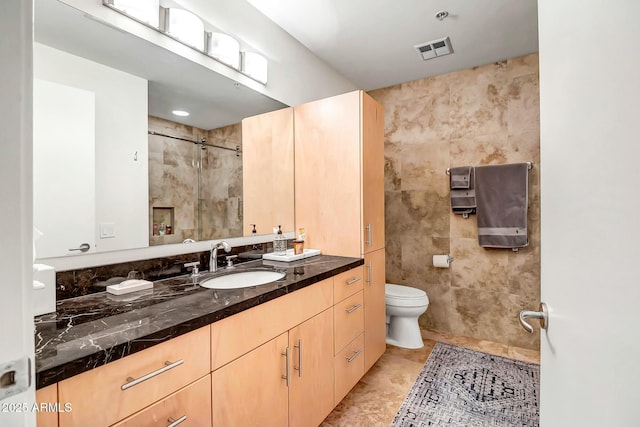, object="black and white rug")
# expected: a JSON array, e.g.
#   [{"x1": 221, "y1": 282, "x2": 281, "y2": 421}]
[{"x1": 391, "y1": 342, "x2": 539, "y2": 427}]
